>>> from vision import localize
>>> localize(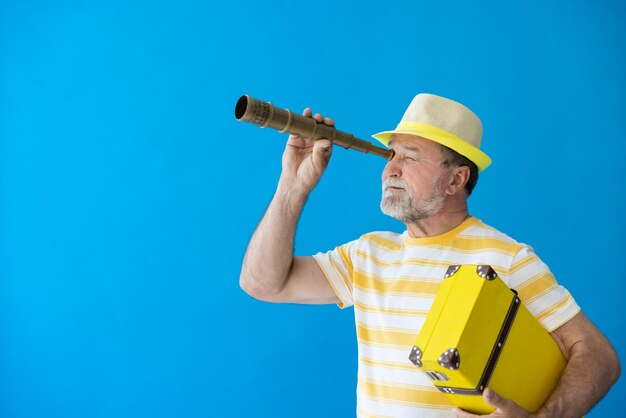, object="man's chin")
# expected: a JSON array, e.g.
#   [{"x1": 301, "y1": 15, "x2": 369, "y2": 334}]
[{"x1": 380, "y1": 203, "x2": 409, "y2": 223}]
